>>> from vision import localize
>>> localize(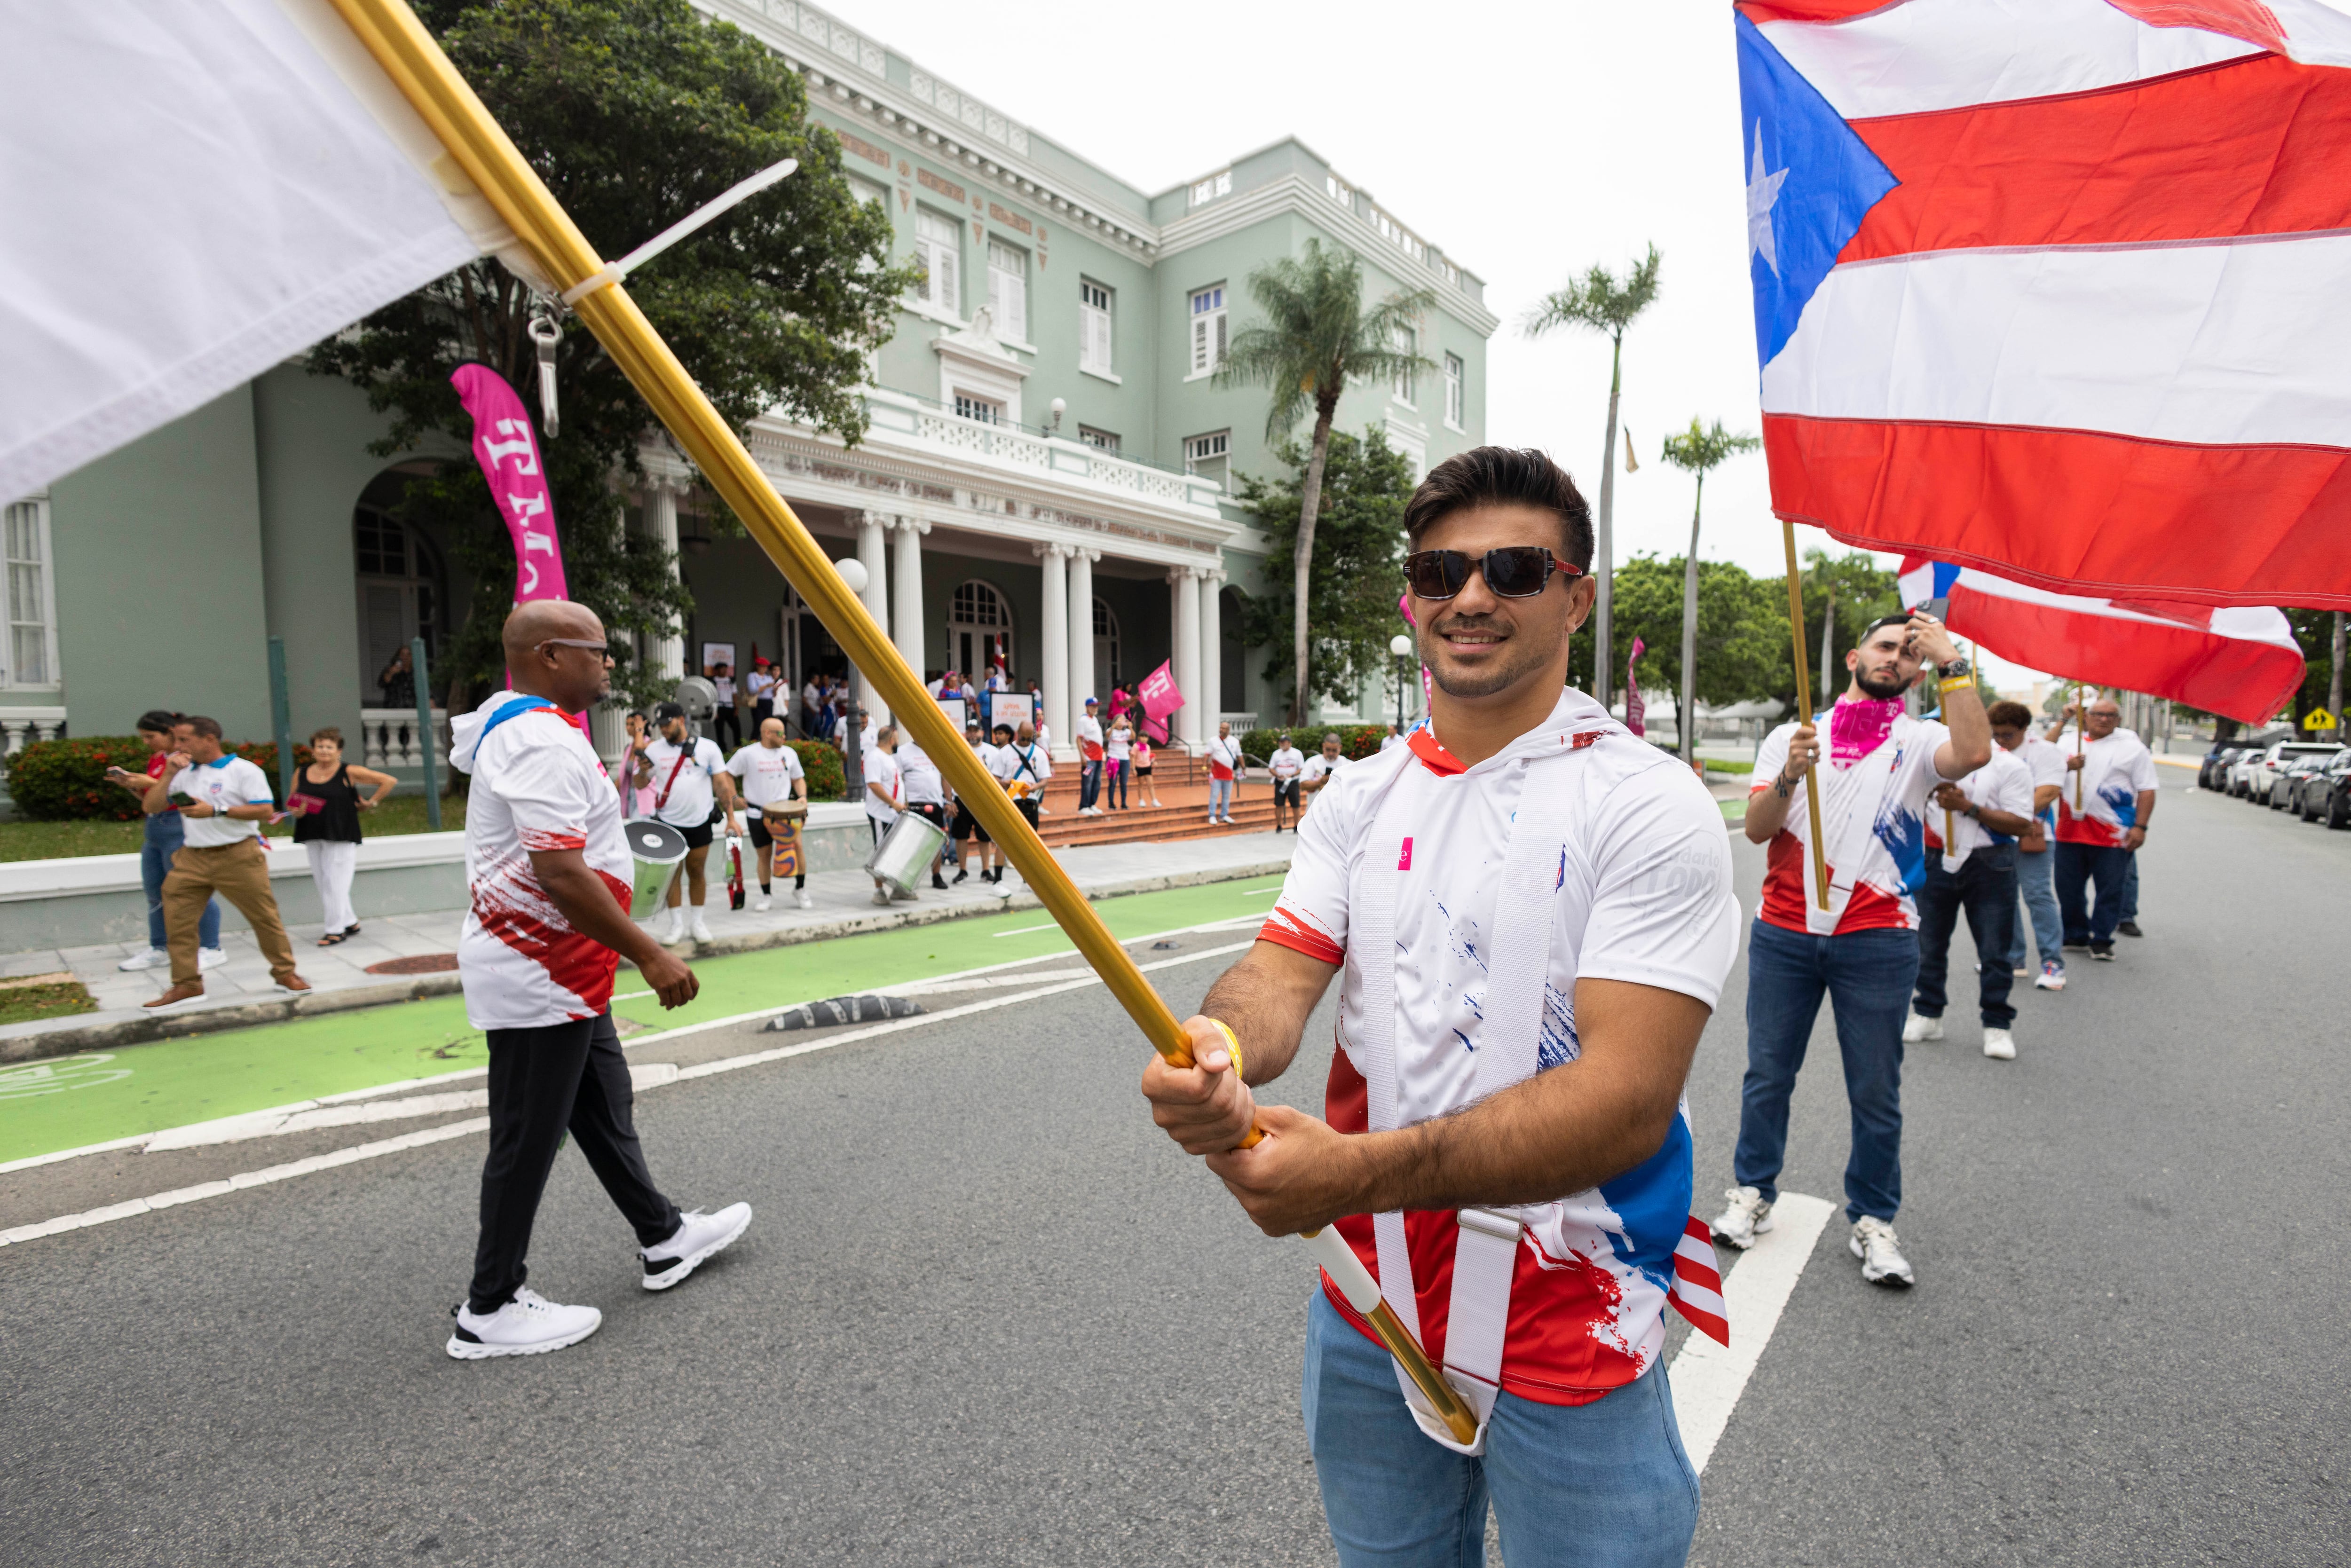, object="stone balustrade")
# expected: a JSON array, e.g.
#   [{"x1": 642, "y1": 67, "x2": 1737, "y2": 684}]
[
  {"x1": 0, "y1": 708, "x2": 69, "y2": 780},
  {"x1": 360, "y1": 708, "x2": 450, "y2": 772}
]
